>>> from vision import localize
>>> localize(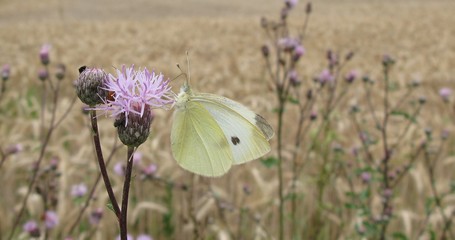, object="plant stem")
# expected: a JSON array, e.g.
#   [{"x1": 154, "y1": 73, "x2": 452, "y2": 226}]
[
  {"x1": 89, "y1": 110, "x2": 121, "y2": 218},
  {"x1": 277, "y1": 99, "x2": 285, "y2": 240},
  {"x1": 120, "y1": 147, "x2": 135, "y2": 240}
]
